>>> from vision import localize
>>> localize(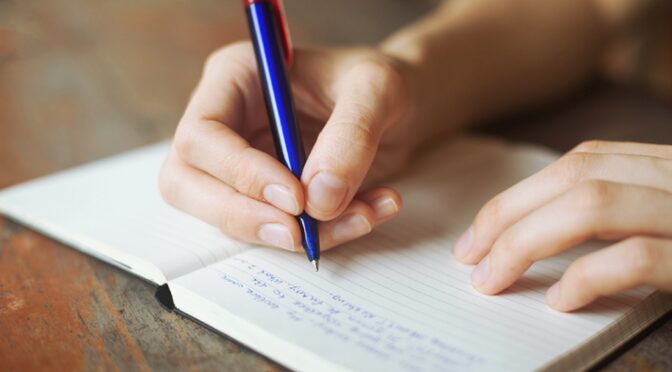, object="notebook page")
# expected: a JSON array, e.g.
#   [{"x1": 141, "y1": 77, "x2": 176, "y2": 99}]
[
  {"x1": 0, "y1": 143, "x2": 248, "y2": 283},
  {"x1": 169, "y1": 138, "x2": 655, "y2": 372}
]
